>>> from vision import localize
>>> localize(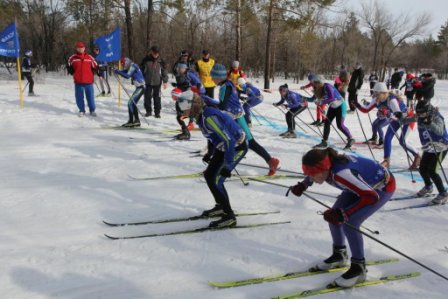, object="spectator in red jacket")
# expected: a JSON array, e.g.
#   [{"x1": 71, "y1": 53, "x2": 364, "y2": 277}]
[{"x1": 67, "y1": 41, "x2": 98, "y2": 117}]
